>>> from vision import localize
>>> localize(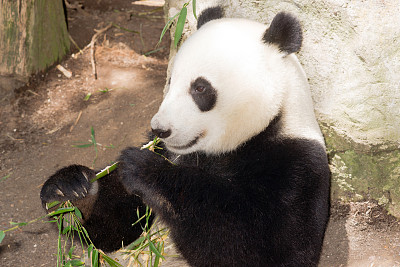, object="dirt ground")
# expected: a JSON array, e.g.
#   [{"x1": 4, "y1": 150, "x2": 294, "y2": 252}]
[{"x1": 0, "y1": 1, "x2": 399, "y2": 266}]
